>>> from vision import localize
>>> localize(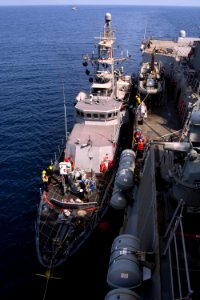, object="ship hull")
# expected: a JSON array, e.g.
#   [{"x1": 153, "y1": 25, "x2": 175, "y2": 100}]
[{"x1": 105, "y1": 34, "x2": 200, "y2": 299}]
